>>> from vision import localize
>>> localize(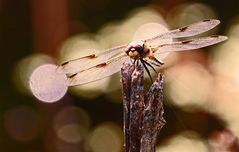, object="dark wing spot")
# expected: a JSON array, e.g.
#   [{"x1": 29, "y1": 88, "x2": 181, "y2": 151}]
[
  {"x1": 179, "y1": 26, "x2": 188, "y2": 32},
  {"x1": 158, "y1": 44, "x2": 164, "y2": 47},
  {"x1": 182, "y1": 40, "x2": 193, "y2": 44},
  {"x1": 86, "y1": 54, "x2": 96, "y2": 59},
  {"x1": 96, "y1": 62, "x2": 107, "y2": 68},
  {"x1": 203, "y1": 19, "x2": 211, "y2": 22},
  {"x1": 69, "y1": 73, "x2": 77, "y2": 78},
  {"x1": 61, "y1": 61, "x2": 69, "y2": 66}
]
